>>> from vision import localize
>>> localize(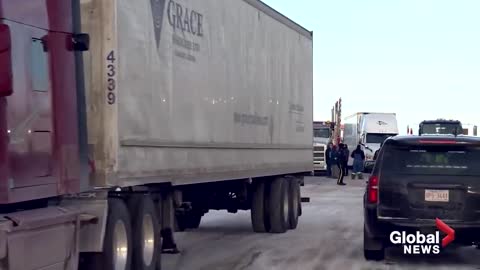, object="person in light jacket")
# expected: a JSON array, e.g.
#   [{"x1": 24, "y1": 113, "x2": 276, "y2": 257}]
[{"x1": 351, "y1": 144, "x2": 365, "y2": 179}]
